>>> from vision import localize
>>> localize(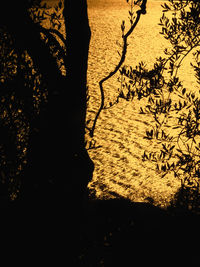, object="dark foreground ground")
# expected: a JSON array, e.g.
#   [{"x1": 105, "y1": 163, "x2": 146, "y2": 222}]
[
  {"x1": 1, "y1": 197, "x2": 200, "y2": 266},
  {"x1": 78, "y1": 199, "x2": 200, "y2": 266}
]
